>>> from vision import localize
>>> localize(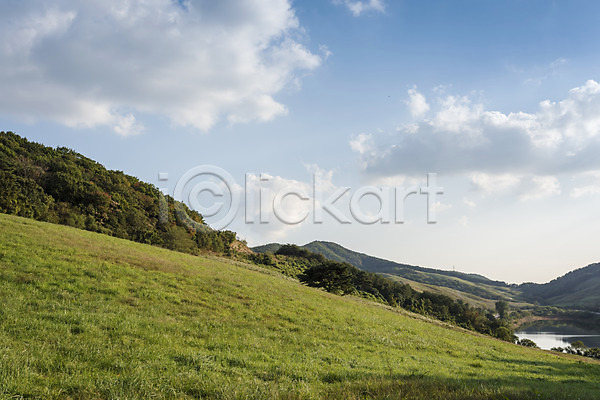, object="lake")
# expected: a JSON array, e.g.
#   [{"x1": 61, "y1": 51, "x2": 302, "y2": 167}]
[
  {"x1": 515, "y1": 321, "x2": 600, "y2": 350},
  {"x1": 515, "y1": 331, "x2": 600, "y2": 350}
]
